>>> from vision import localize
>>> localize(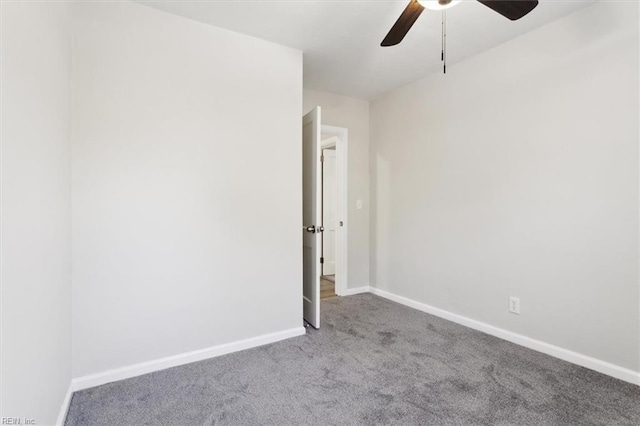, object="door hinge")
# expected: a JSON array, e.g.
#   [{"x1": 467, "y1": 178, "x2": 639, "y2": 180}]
[{"x1": 320, "y1": 257, "x2": 324, "y2": 264}]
